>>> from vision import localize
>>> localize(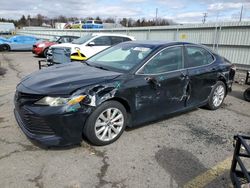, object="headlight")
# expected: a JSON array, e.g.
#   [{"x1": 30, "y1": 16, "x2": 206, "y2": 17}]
[
  {"x1": 37, "y1": 43, "x2": 46, "y2": 48},
  {"x1": 35, "y1": 95, "x2": 86, "y2": 106}
]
